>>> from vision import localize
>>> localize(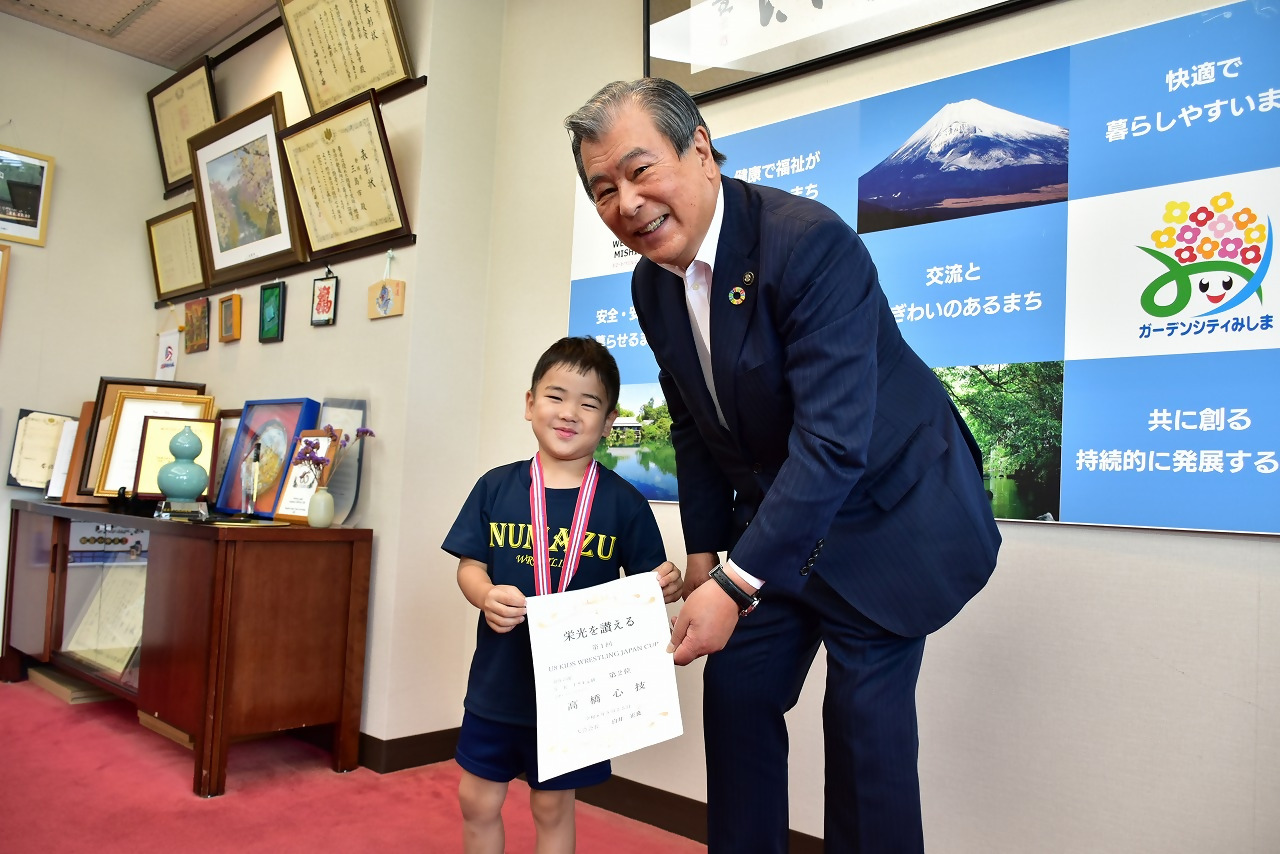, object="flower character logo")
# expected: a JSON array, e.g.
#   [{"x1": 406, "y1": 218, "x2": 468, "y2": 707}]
[{"x1": 1140, "y1": 192, "x2": 1269, "y2": 318}]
